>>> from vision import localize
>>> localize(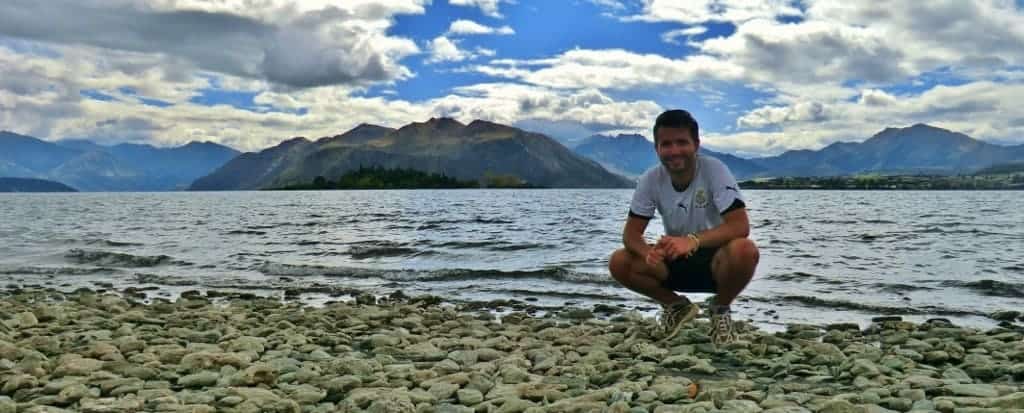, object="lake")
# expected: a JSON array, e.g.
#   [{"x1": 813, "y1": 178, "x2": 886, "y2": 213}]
[{"x1": 2, "y1": 189, "x2": 1022, "y2": 331}]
